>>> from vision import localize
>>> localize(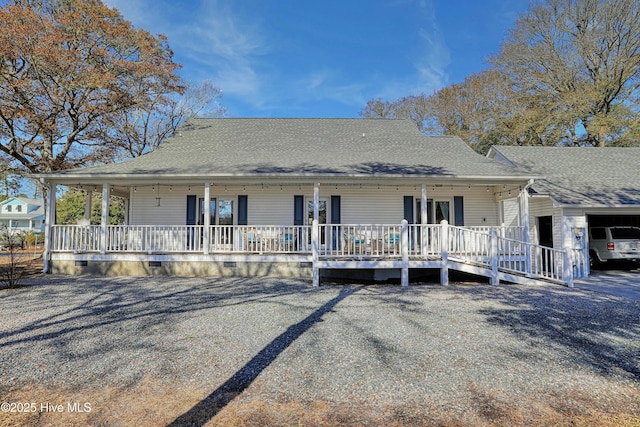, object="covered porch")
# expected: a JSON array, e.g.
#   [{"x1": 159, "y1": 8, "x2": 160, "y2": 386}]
[{"x1": 42, "y1": 179, "x2": 574, "y2": 286}]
